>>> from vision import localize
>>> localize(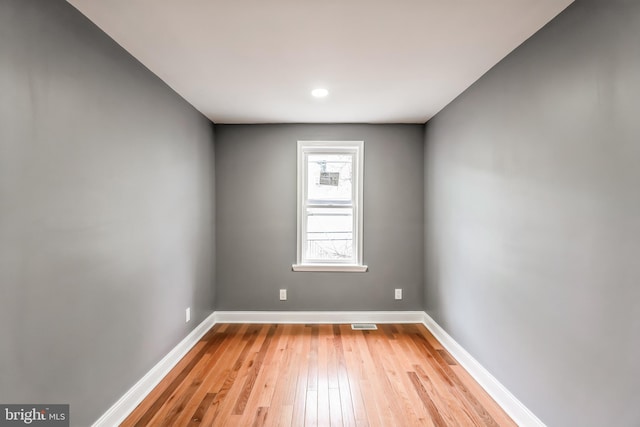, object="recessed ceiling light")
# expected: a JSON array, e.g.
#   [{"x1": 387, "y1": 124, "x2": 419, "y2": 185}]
[{"x1": 311, "y1": 88, "x2": 329, "y2": 98}]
